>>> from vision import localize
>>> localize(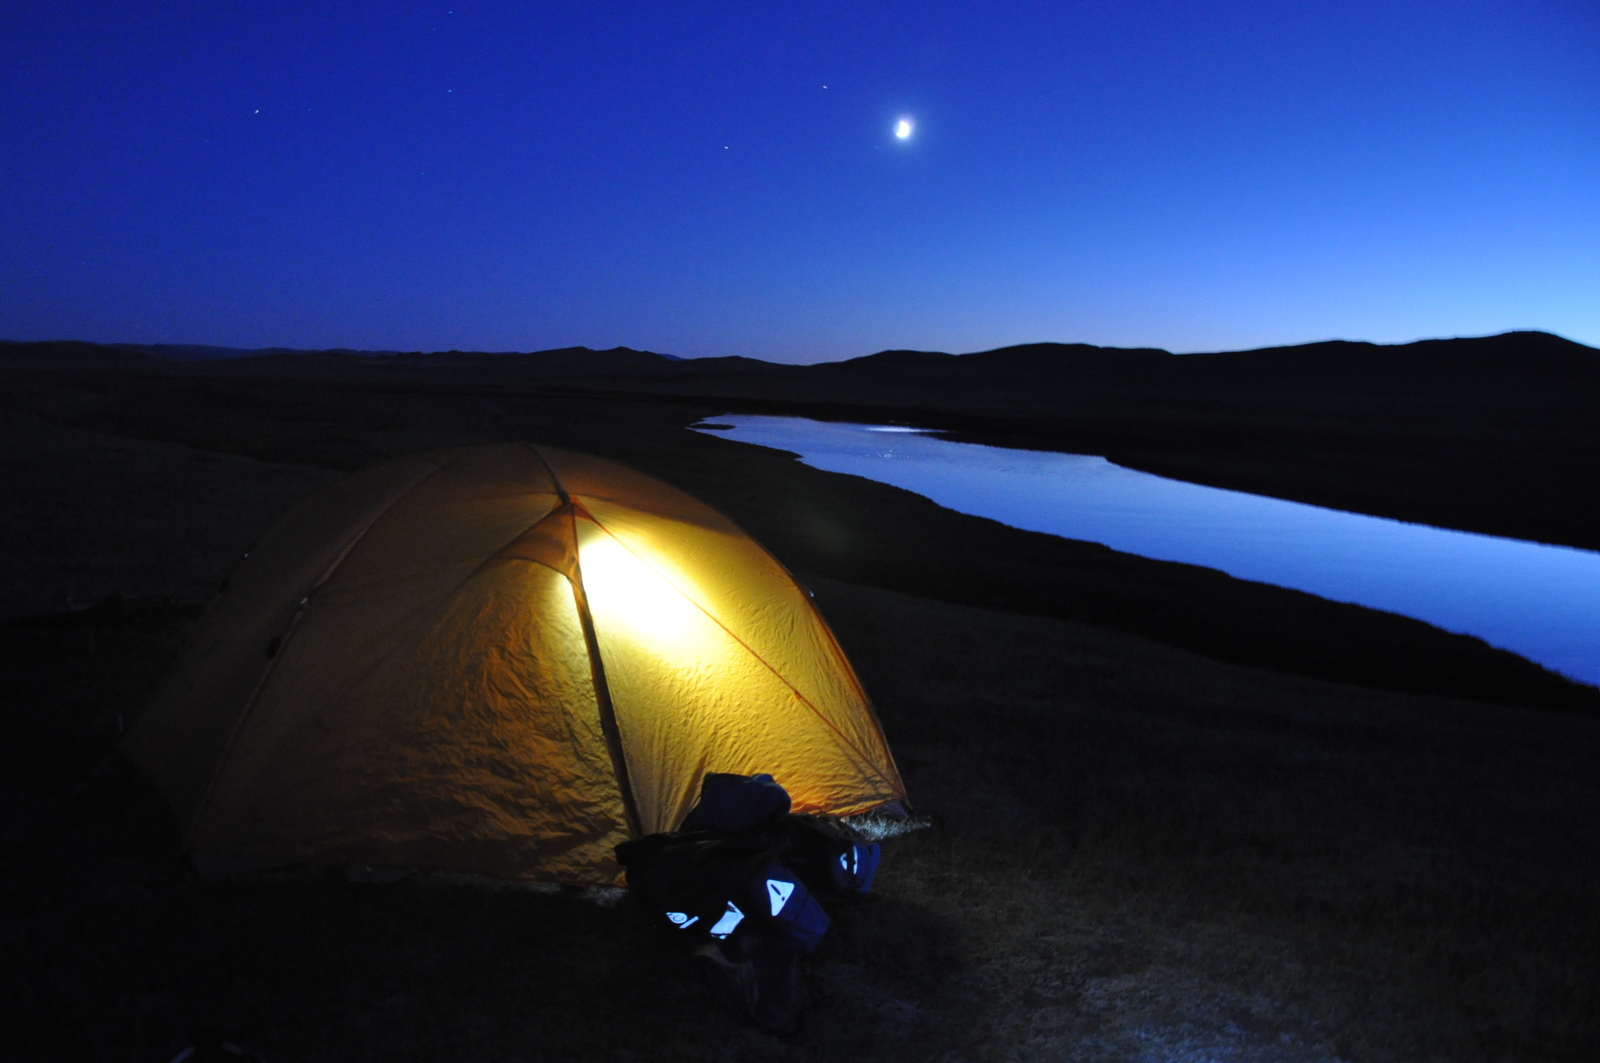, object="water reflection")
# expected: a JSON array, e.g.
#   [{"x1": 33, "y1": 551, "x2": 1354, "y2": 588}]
[{"x1": 695, "y1": 416, "x2": 1600, "y2": 687}]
